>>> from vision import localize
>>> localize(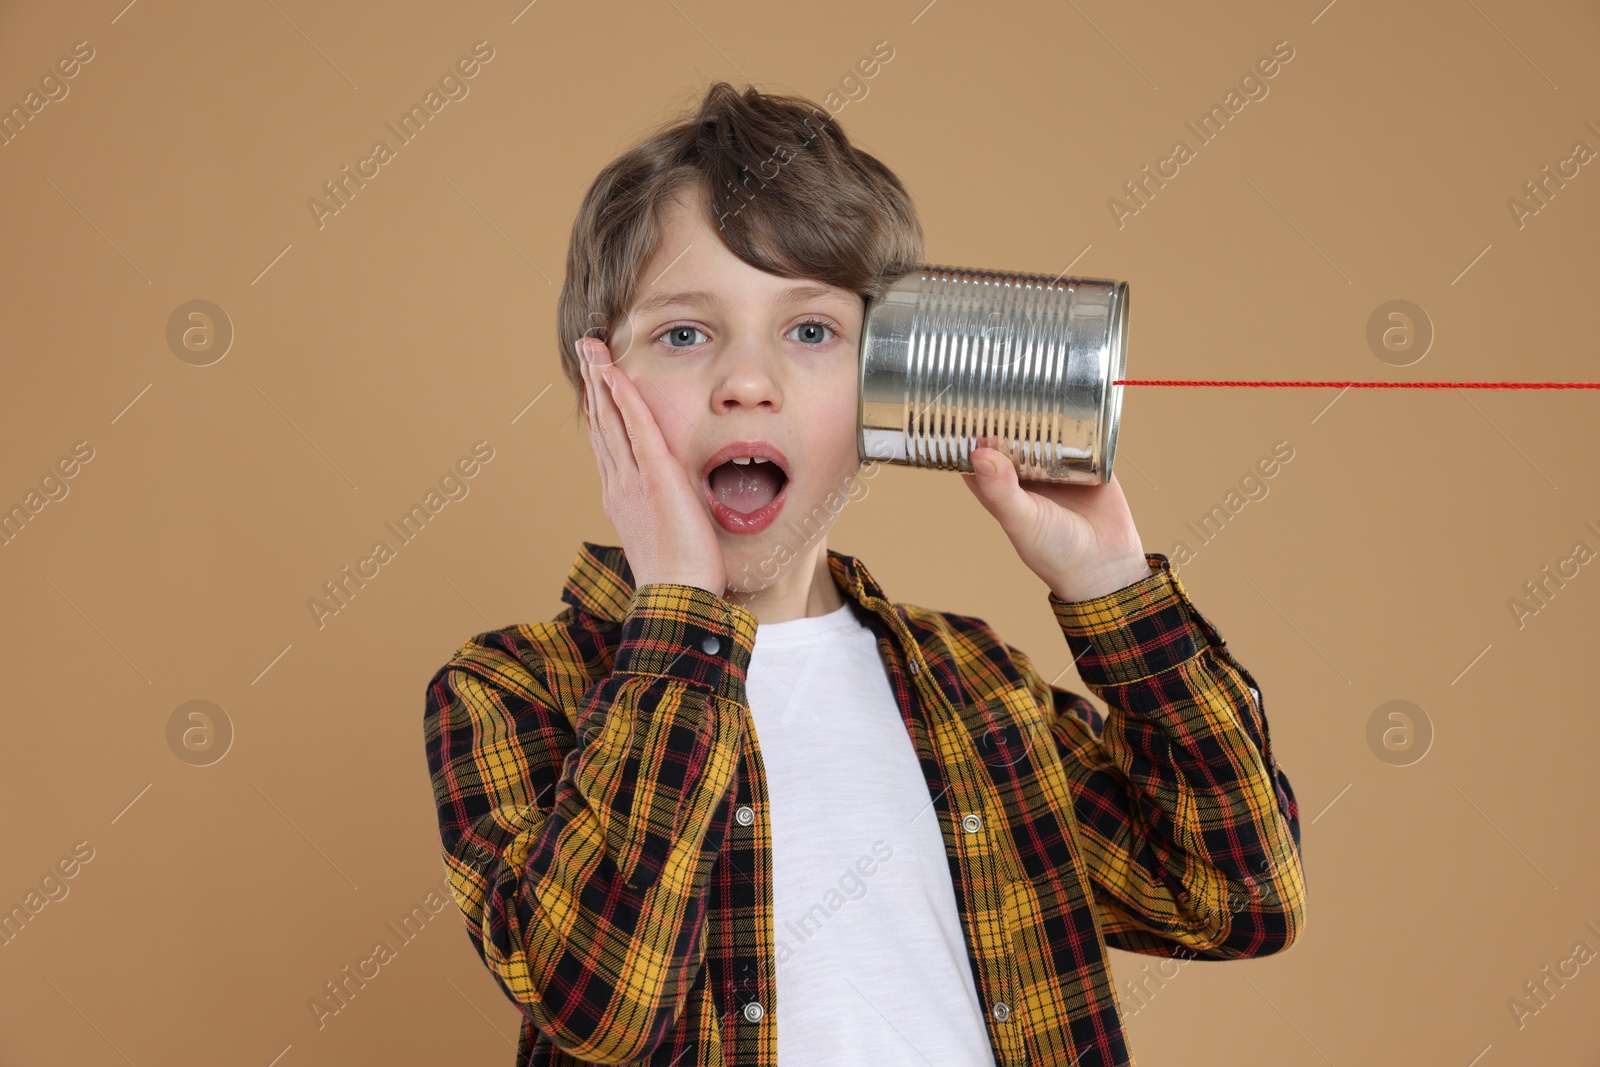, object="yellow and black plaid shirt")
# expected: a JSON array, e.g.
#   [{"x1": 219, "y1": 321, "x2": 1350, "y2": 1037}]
[{"x1": 423, "y1": 541, "x2": 1305, "y2": 1066}]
